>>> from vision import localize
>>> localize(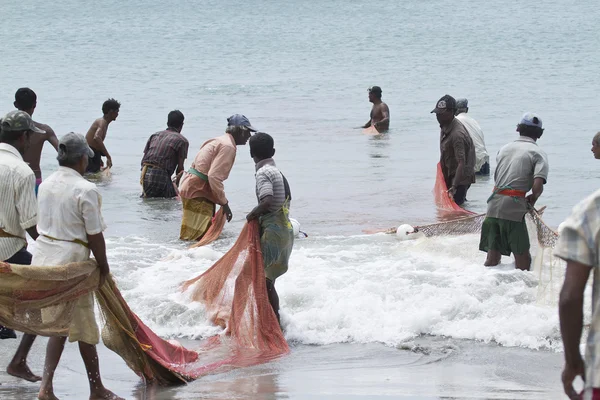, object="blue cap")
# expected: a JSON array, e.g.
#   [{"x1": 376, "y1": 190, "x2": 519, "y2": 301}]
[
  {"x1": 520, "y1": 112, "x2": 543, "y2": 129},
  {"x1": 227, "y1": 114, "x2": 257, "y2": 132}
]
